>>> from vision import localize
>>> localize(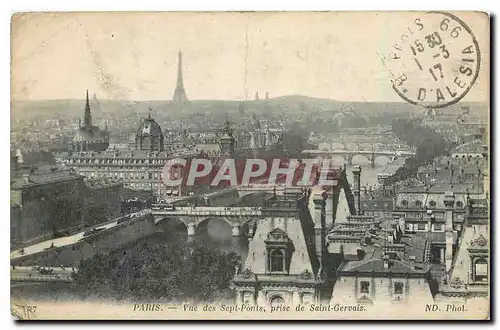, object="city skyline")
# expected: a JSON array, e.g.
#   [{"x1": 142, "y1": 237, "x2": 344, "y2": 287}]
[{"x1": 12, "y1": 12, "x2": 489, "y2": 102}]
